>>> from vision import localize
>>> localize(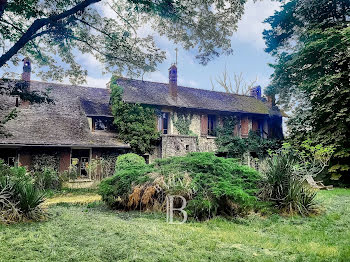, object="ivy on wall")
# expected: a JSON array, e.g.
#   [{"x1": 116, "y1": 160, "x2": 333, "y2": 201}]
[
  {"x1": 31, "y1": 153, "x2": 60, "y2": 172},
  {"x1": 215, "y1": 116, "x2": 281, "y2": 159},
  {"x1": 110, "y1": 76, "x2": 160, "y2": 154},
  {"x1": 171, "y1": 109, "x2": 195, "y2": 136}
]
